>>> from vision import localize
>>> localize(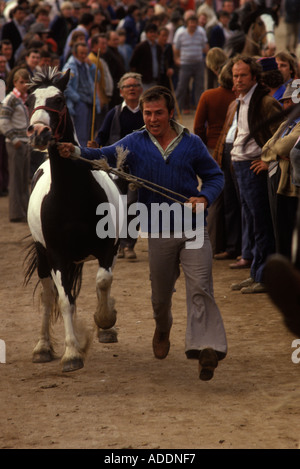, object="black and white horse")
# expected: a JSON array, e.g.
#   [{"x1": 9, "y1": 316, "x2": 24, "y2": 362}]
[{"x1": 25, "y1": 68, "x2": 125, "y2": 372}]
